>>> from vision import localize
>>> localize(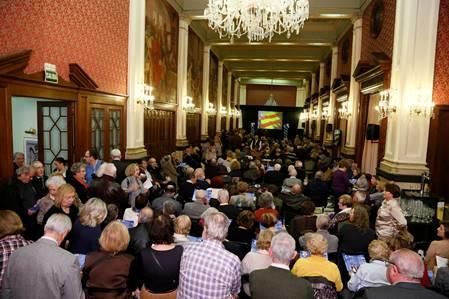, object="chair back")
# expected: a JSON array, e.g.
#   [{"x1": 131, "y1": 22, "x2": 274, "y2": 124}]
[
  {"x1": 140, "y1": 288, "x2": 177, "y2": 299},
  {"x1": 303, "y1": 276, "x2": 337, "y2": 299}
]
